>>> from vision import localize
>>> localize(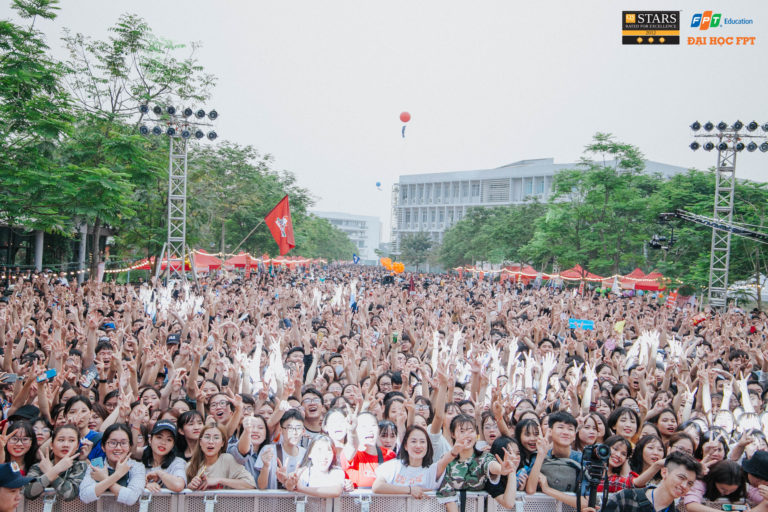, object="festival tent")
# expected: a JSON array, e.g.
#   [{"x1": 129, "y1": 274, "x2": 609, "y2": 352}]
[
  {"x1": 223, "y1": 252, "x2": 256, "y2": 269},
  {"x1": 559, "y1": 264, "x2": 604, "y2": 282},
  {"x1": 602, "y1": 268, "x2": 645, "y2": 290},
  {"x1": 502, "y1": 264, "x2": 550, "y2": 283},
  {"x1": 637, "y1": 270, "x2": 667, "y2": 291},
  {"x1": 191, "y1": 250, "x2": 223, "y2": 272}
]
